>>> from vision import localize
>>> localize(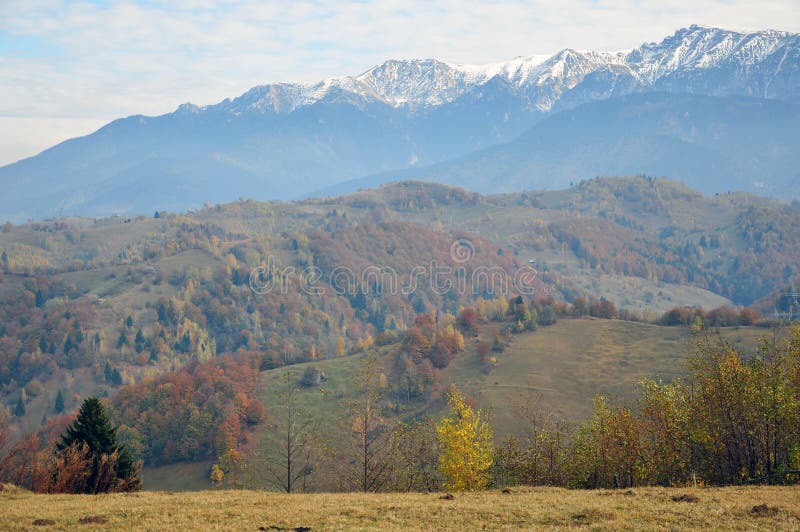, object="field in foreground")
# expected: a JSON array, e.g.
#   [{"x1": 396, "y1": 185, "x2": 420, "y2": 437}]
[{"x1": 1, "y1": 484, "x2": 798, "y2": 530}]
